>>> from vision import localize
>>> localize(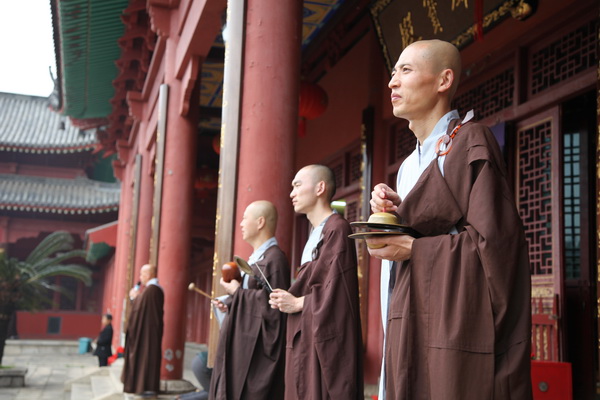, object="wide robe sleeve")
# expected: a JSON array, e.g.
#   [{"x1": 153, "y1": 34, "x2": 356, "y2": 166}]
[{"x1": 395, "y1": 122, "x2": 531, "y2": 399}]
